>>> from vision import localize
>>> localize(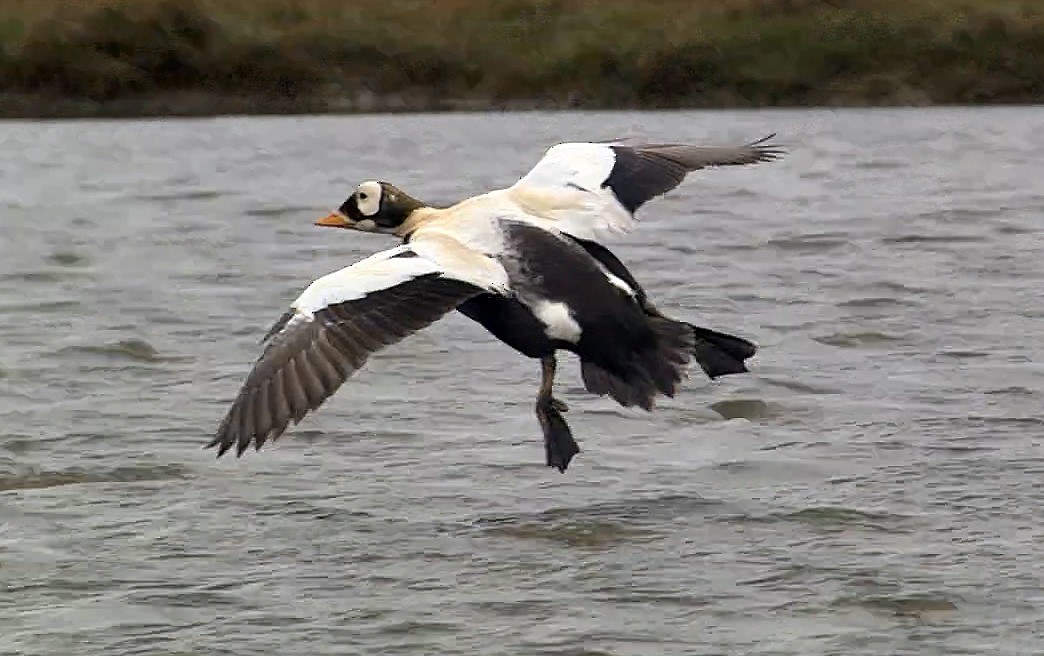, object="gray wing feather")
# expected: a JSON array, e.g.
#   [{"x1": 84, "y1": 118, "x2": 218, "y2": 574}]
[
  {"x1": 598, "y1": 133, "x2": 783, "y2": 167},
  {"x1": 602, "y1": 134, "x2": 784, "y2": 212},
  {"x1": 208, "y1": 274, "x2": 482, "y2": 457}
]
